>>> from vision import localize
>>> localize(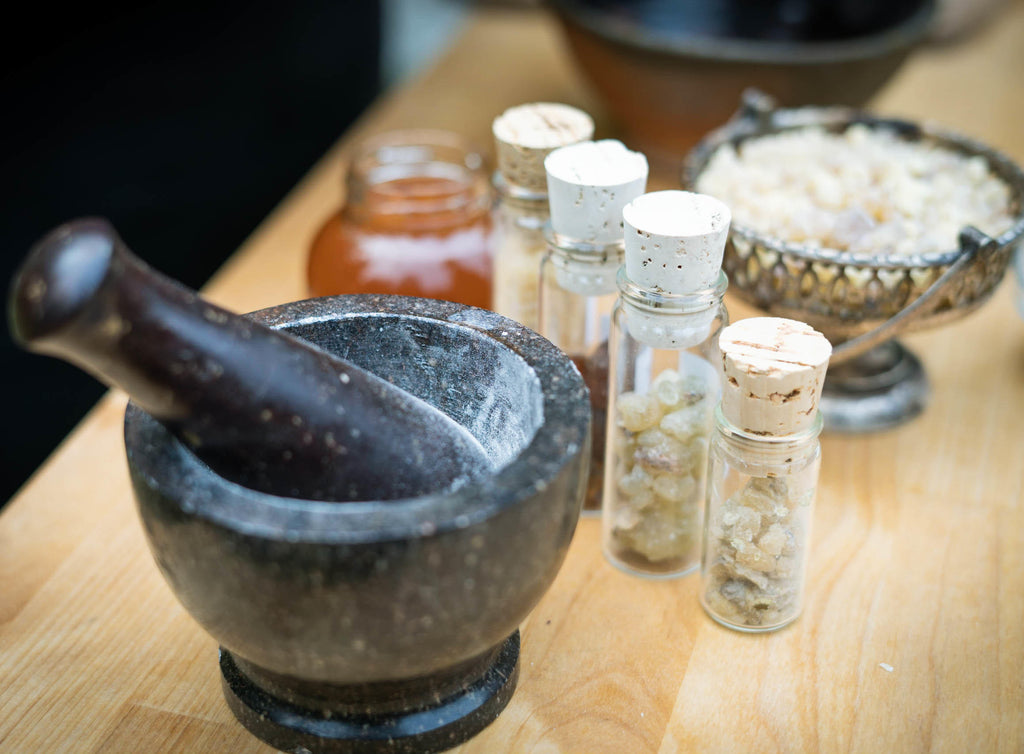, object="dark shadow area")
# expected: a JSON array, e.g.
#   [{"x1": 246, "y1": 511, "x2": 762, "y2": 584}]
[{"x1": 1, "y1": 1, "x2": 382, "y2": 505}]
